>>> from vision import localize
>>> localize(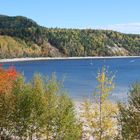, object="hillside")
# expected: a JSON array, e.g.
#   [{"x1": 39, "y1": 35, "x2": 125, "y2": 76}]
[{"x1": 0, "y1": 15, "x2": 140, "y2": 58}]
